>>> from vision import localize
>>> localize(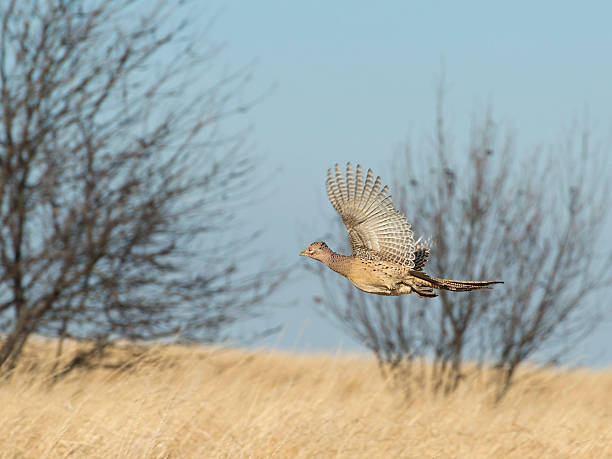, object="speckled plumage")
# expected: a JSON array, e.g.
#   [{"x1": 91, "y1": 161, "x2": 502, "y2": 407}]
[
  {"x1": 301, "y1": 164, "x2": 502, "y2": 298},
  {"x1": 326, "y1": 163, "x2": 417, "y2": 268},
  {"x1": 412, "y1": 236, "x2": 431, "y2": 272}
]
